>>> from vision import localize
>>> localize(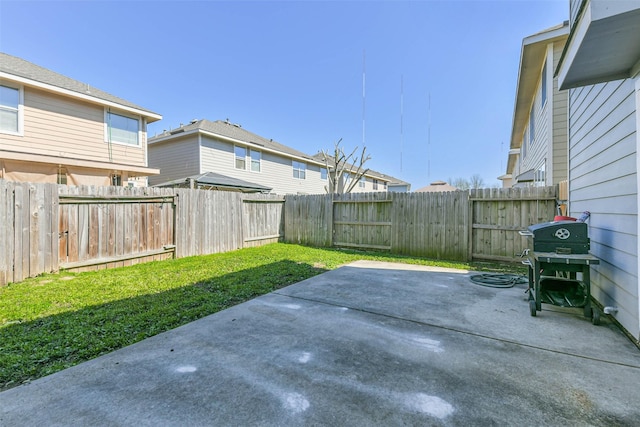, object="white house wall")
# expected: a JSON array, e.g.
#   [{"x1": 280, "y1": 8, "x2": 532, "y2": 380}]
[
  {"x1": 199, "y1": 135, "x2": 327, "y2": 194},
  {"x1": 519, "y1": 48, "x2": 551, "y2": 185},
  {"x1": 197, "y1": 135, "x2": 390, "y2": 195},
  {"x1": 147, "y1": 135, "x2": 200, "y2": 186},
  {"x1": 568, "y1": 77, "x2": 638, "y2": 340}
]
